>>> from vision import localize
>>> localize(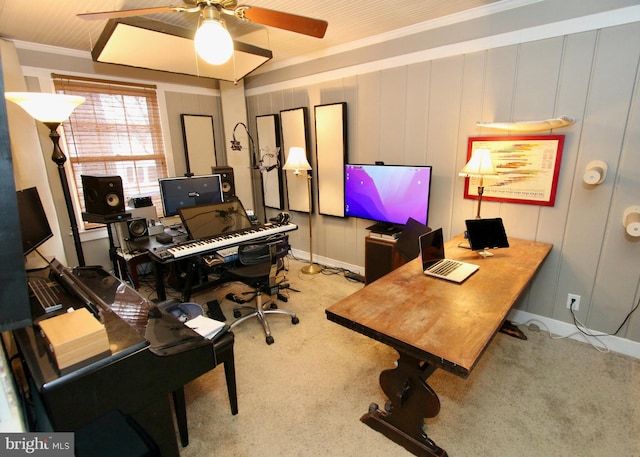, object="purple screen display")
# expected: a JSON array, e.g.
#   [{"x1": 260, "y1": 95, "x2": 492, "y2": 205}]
[{"x1": 344, "y1": 164, "x2": 432, "y2": 226}]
